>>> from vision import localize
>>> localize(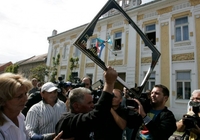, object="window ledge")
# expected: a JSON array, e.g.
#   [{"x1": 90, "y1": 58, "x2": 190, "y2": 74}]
[
  {"x1": 174, "y1": 40, "x2": 191, "y2": 47},
  {"x1": 113, "y1": 50, "x2": 122, "y2": 53},
  {"x1": 175, "y1": 99, "x2": 189, "y2": 104}
]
